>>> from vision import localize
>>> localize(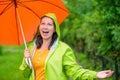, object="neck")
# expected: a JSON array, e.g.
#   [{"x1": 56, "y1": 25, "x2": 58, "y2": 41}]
[{"x1": 42, "y1": 38, "x2": 52, "y2": 49}]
